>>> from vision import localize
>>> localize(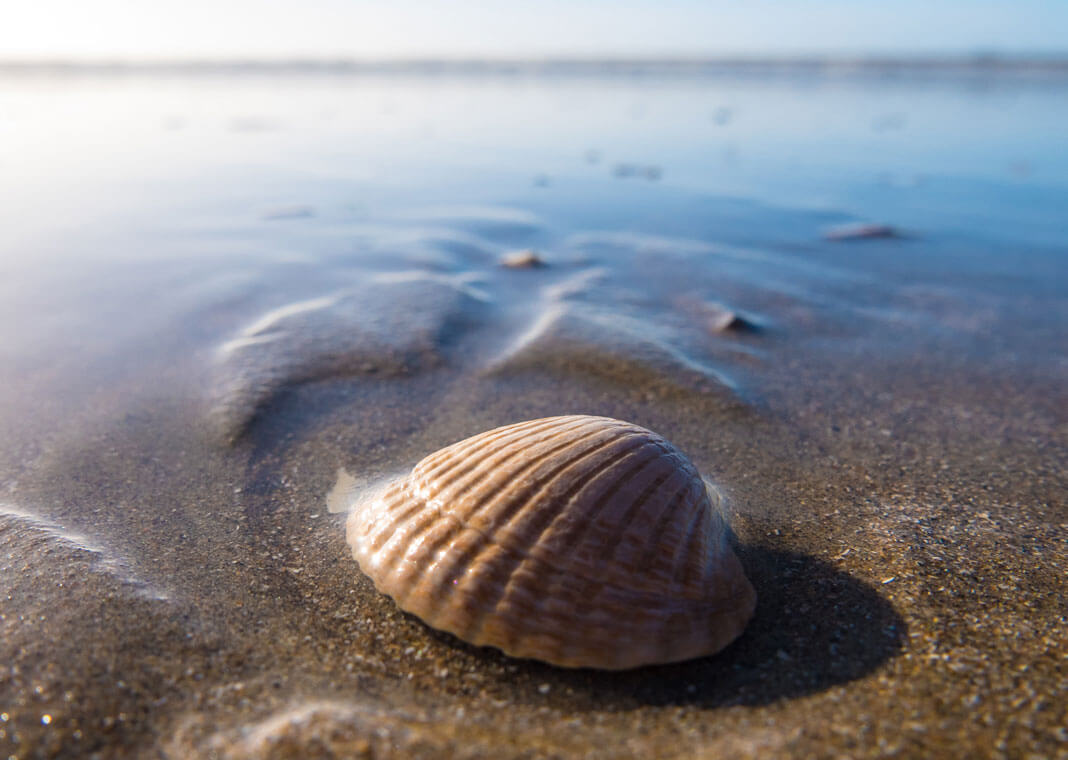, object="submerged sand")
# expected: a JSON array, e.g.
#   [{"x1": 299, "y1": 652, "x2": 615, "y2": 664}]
[{"x1": 1, "y1": 72, "x2": 1067, "y2": 759}]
